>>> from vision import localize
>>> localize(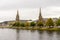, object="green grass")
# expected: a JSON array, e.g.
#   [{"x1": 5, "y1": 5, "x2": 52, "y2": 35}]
[
  {"x1": 39, "y1": 28, "x2": 60, "y2": 31},
  {"x1": 0, "y1": 26, "x2": 60, "y2": 31}
]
